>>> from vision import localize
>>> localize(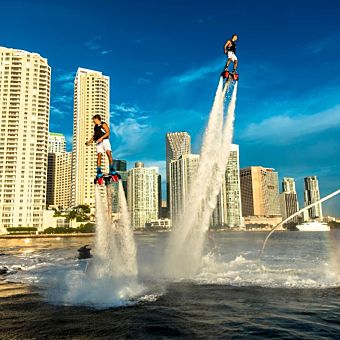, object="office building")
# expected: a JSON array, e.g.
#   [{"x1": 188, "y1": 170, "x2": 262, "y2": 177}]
[
  {"x1": 169, "y1": 154, "x2": 200, "y2": 224},
  {"x1": 48, "y1": 132, "x2": 66, "y2": 153},
  {"x1": 46, "y1": 151, "x2": 72, "y2": 209},
  {"x1": 240, "y1": 166, "x2": 281, "y2": 217},
  {"x1": 212, "y1": 144, "x2": 243, "y2": 228},
  {"x1": 166, "y1": 132, "x2": 191, "y2": 214},
  {"x1": 304, "y1": 176, "x2": 323, "y2": 220},
  {"x1": 280, "y1": 177, "x2": 299, "y2": 224}
]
